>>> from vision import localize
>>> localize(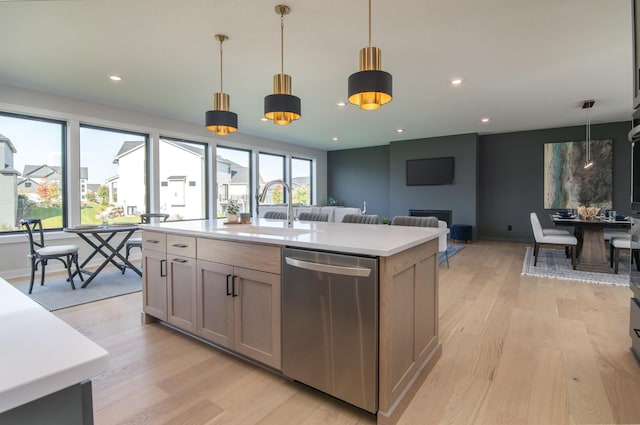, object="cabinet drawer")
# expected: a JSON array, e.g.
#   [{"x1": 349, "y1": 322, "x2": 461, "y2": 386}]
[
  {"x1": 167, "y1": 235, "x2": 196, "y2": 258},
  {"x1": 197, "y1": 238, "x2": 281, "y2": 274},
  {"x1": 142, "y1": 231, "x2": 166, "y2": 252}
]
